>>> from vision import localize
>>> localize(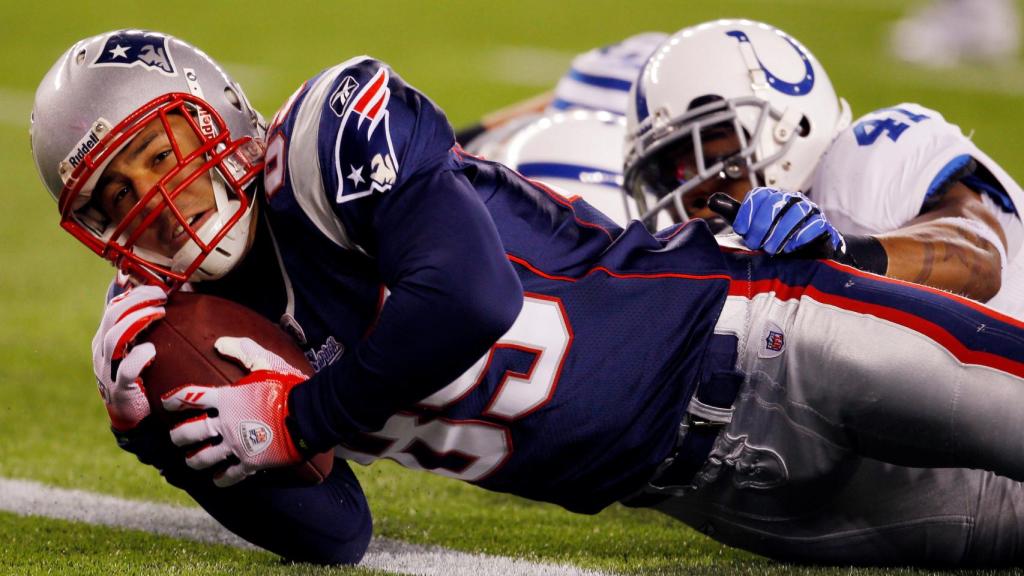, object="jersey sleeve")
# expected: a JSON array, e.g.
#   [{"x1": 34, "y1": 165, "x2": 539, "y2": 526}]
[
  {"x1": 810, "y1": 103, "x2": 1024, "y2": 262},
  {"x1": 810, "y1": 104, "x2": 999, "y2": 229},
  {"x1": 272, "y1": 59, "x2": 525, "y2": 449}
]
